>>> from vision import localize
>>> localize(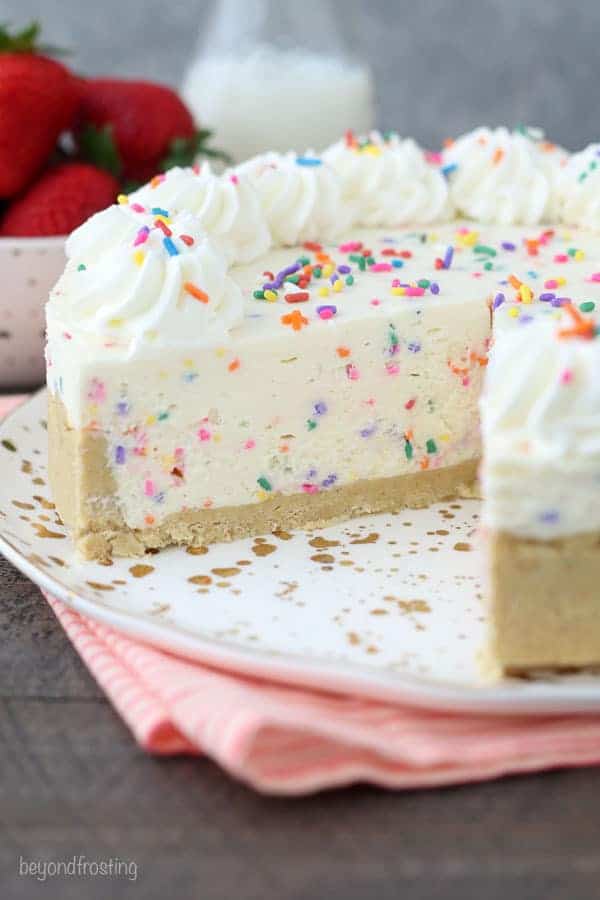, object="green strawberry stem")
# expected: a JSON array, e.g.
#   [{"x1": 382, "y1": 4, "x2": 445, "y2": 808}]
[
  {"x1": 78, "y1": 123, "x2": 123, "y2": 177},
  {"x1": 0, "y1": 20, "x2": 68, "y2": 56},
  {"x1": 78, "y1": 123, "x2": 232, "y2": 185},
  {"x1": 161, "y1": 131, "x2": 233, "y2": 170}
]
